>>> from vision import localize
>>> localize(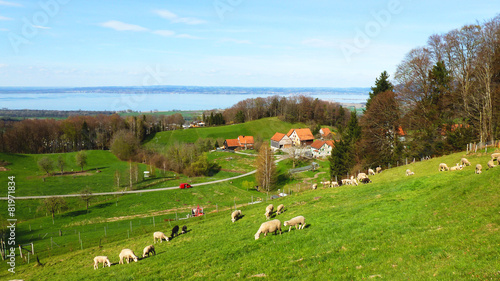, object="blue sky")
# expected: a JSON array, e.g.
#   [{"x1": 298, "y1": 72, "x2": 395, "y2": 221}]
[{"x1": 0, "y1": 0, "x2": 498, "y2": 87}]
